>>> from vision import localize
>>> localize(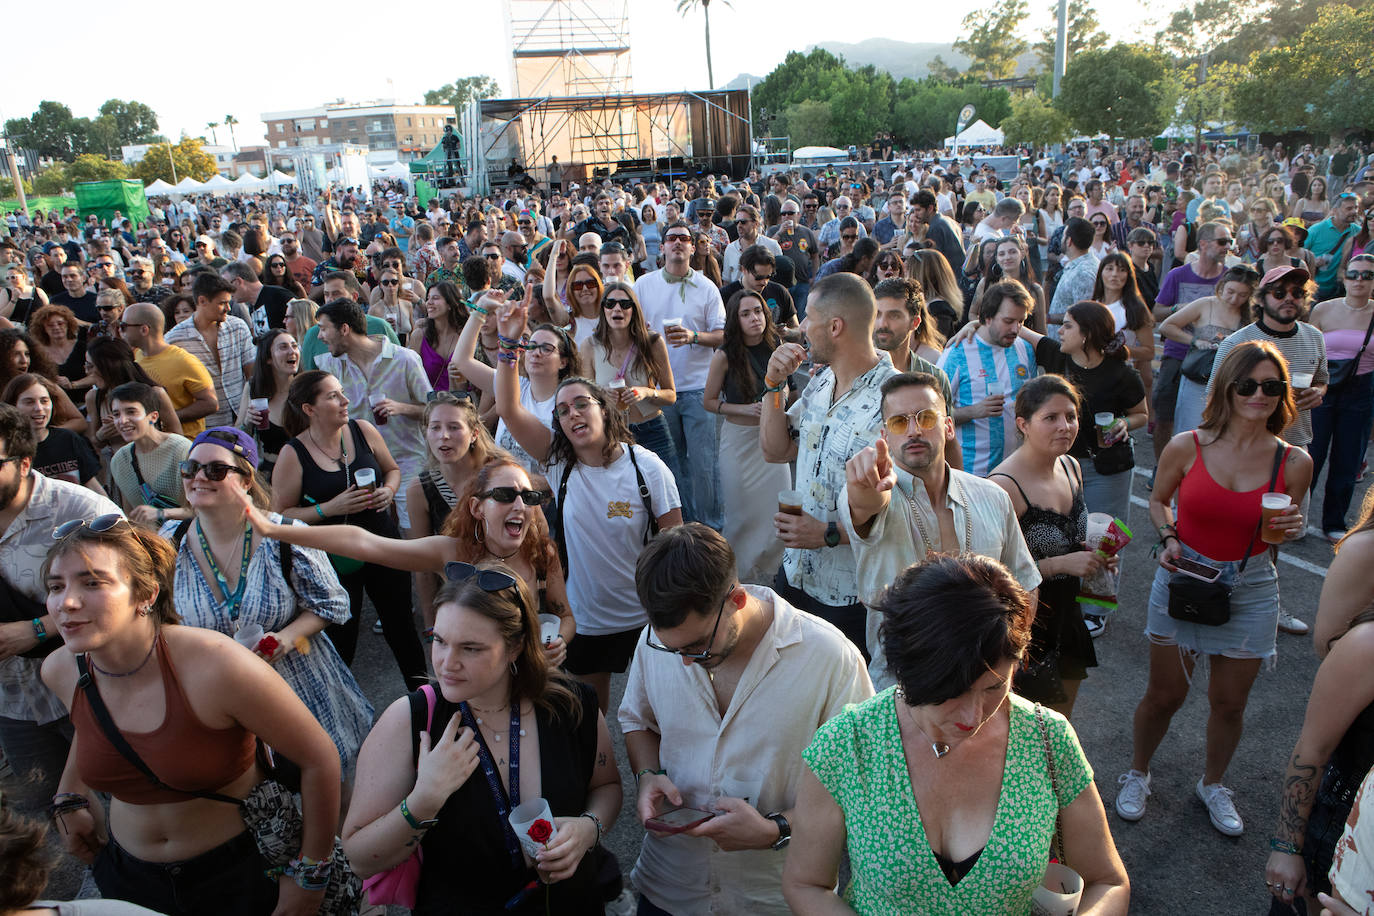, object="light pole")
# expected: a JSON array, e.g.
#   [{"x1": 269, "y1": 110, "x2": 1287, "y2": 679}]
[
  {"x1": 166, "y1": 139, "x2": 179, "y2": 185},
  {"x1": 1053, "y1": 0, "x2": 1068, "y2": 98}
]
